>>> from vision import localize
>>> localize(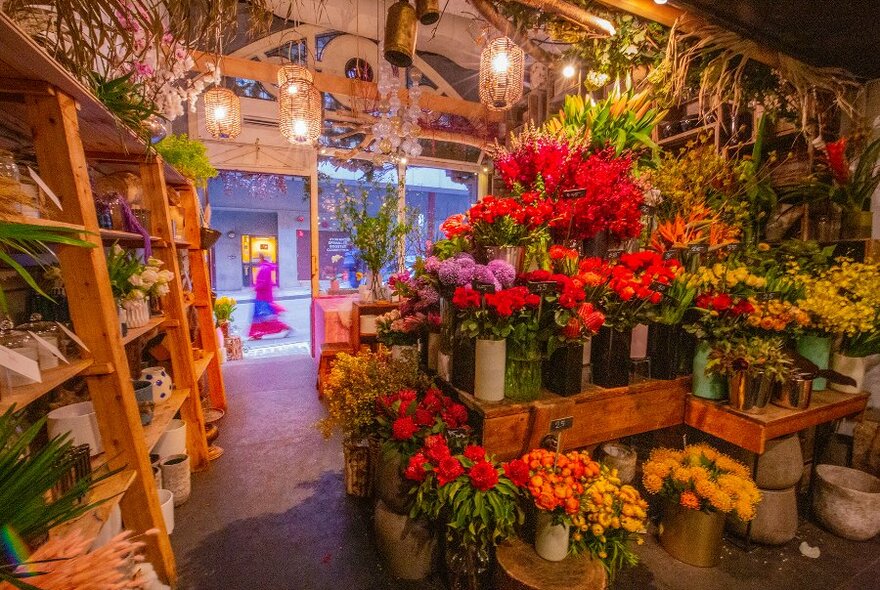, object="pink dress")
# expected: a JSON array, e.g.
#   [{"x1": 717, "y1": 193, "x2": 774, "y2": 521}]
[{"x1": 248, "y1": 261, "x2": 291, "y2": 339}]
